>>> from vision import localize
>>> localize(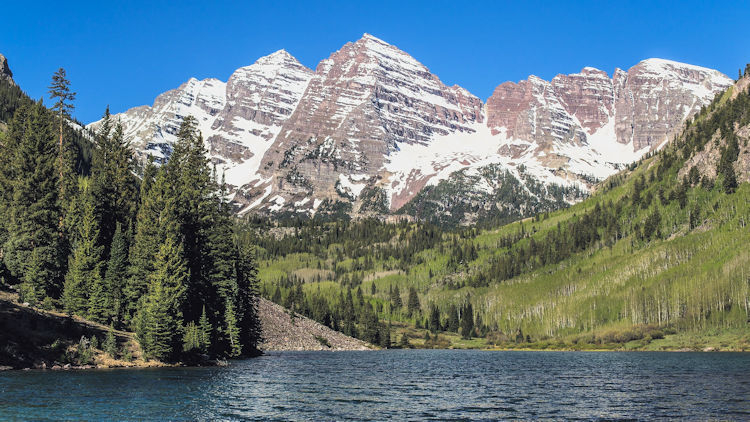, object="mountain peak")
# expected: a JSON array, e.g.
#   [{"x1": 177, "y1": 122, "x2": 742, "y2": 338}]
[
  {"x1": 360, "y1": 33, "x2": 388, "y2": 44},
  {"x1": 635, "y1": 58, "x2": 728, "y2": 76},
  {"x1": 256, "y1": 49, "x2": 299, "y2": 65}
]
